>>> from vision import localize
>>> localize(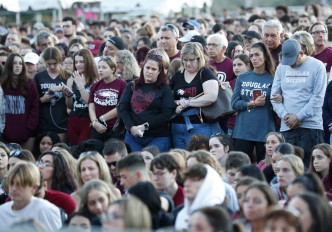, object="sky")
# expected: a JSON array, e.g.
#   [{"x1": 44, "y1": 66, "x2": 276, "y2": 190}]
[{"x1": 0, "y1": 0, "x2": 212, "y2": 15}]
